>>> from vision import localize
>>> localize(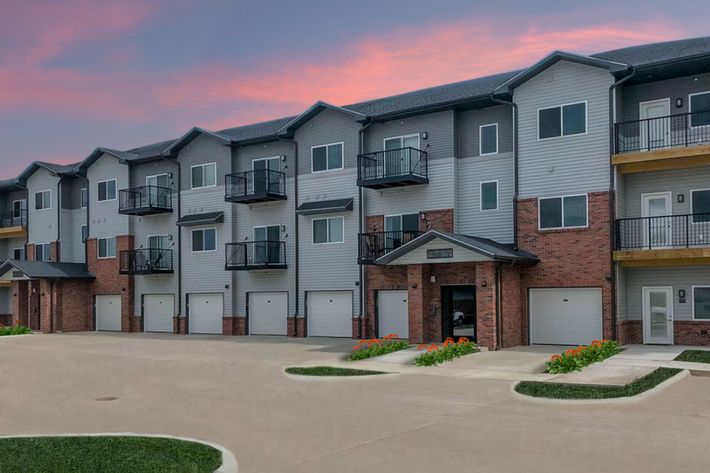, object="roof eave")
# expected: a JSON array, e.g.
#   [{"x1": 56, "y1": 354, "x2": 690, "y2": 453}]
[{"x1": 277, "y1": 101, "x2": 368, "y2": 135}]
